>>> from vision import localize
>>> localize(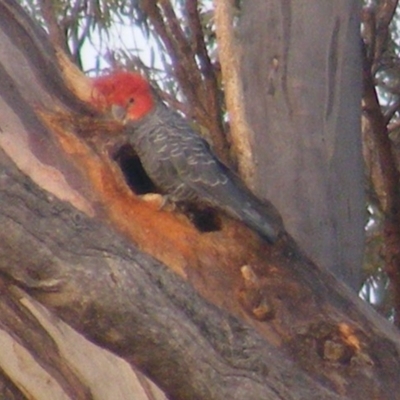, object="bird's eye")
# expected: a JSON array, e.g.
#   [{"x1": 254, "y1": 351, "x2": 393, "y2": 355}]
[{"x1": 128, "y1": 97, "x2": 135, "y2": 104}]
